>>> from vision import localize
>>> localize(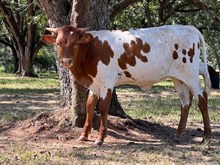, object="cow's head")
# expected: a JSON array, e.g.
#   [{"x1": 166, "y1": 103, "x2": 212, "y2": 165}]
[{"x1": 42, "y1": 25, "x2": 92, "y2": 68}]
